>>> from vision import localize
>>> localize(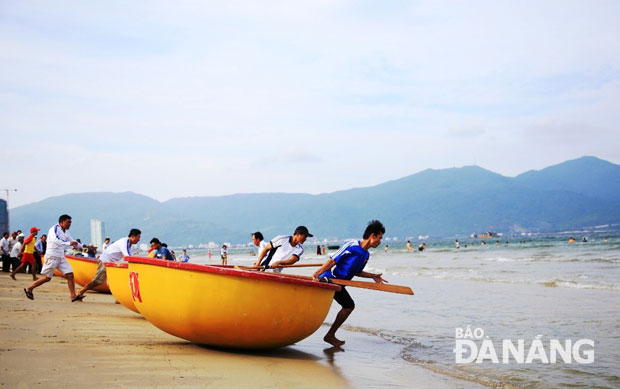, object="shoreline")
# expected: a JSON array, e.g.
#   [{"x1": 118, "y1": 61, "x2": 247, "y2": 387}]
[{"x1": 0, "y1": 273, "x2": 477, "y2": 388}]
